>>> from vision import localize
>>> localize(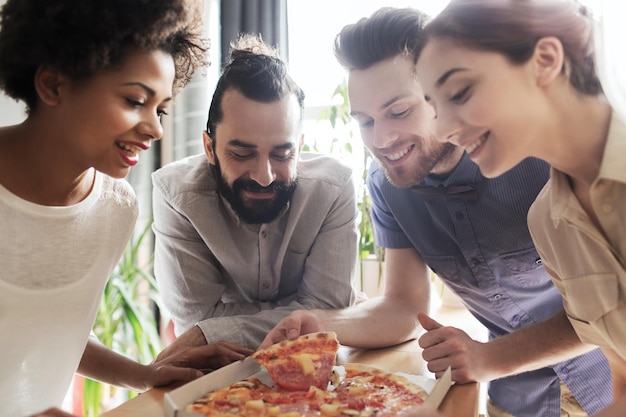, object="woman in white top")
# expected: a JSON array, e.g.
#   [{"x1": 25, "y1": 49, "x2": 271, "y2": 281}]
[{"x1": 0, "y1": 1, "x2": 252, "y2": 416}]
